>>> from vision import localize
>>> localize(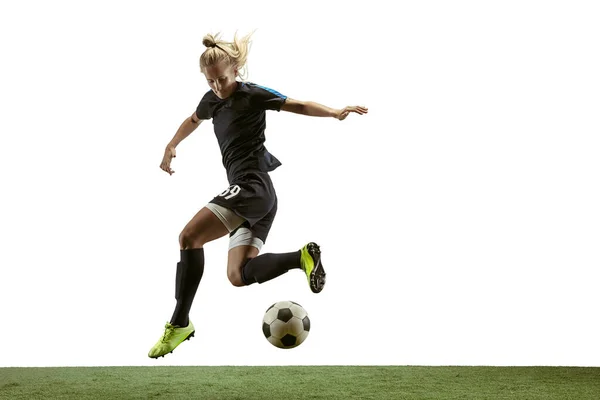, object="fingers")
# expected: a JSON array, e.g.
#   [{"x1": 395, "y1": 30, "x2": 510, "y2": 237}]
[
  {"x1": 160, "y1": 160, "x2": 174, "y2": 175},
  {"x1": 338, "y1": 106, "x2": 368, "y2": 120},
  {"x1": 160, "y1": 148, "x2": 176, "y2": 175},
  {"x1": 350, "y1": 105, "x2": 368, "y2": 115}
]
